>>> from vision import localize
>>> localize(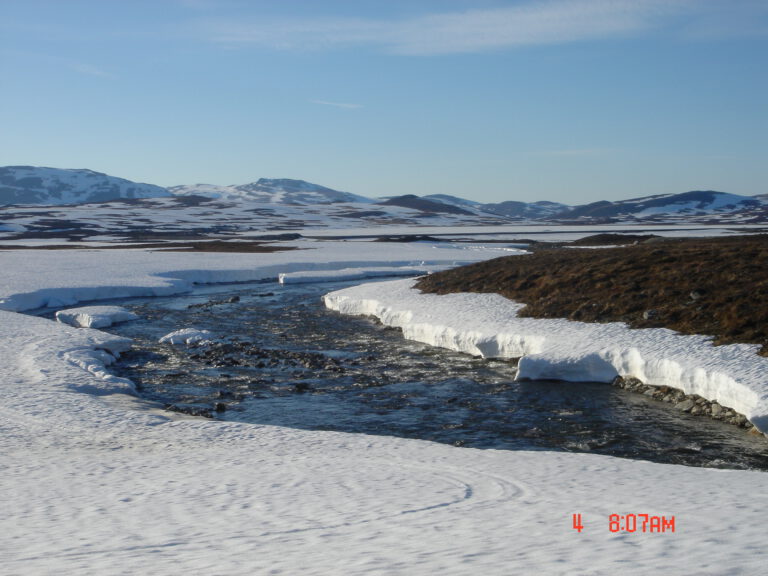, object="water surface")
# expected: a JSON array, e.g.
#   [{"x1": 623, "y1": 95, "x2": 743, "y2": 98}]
[{"x1": 110, "y1": 280, "x2": 768, "y2": 470}]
